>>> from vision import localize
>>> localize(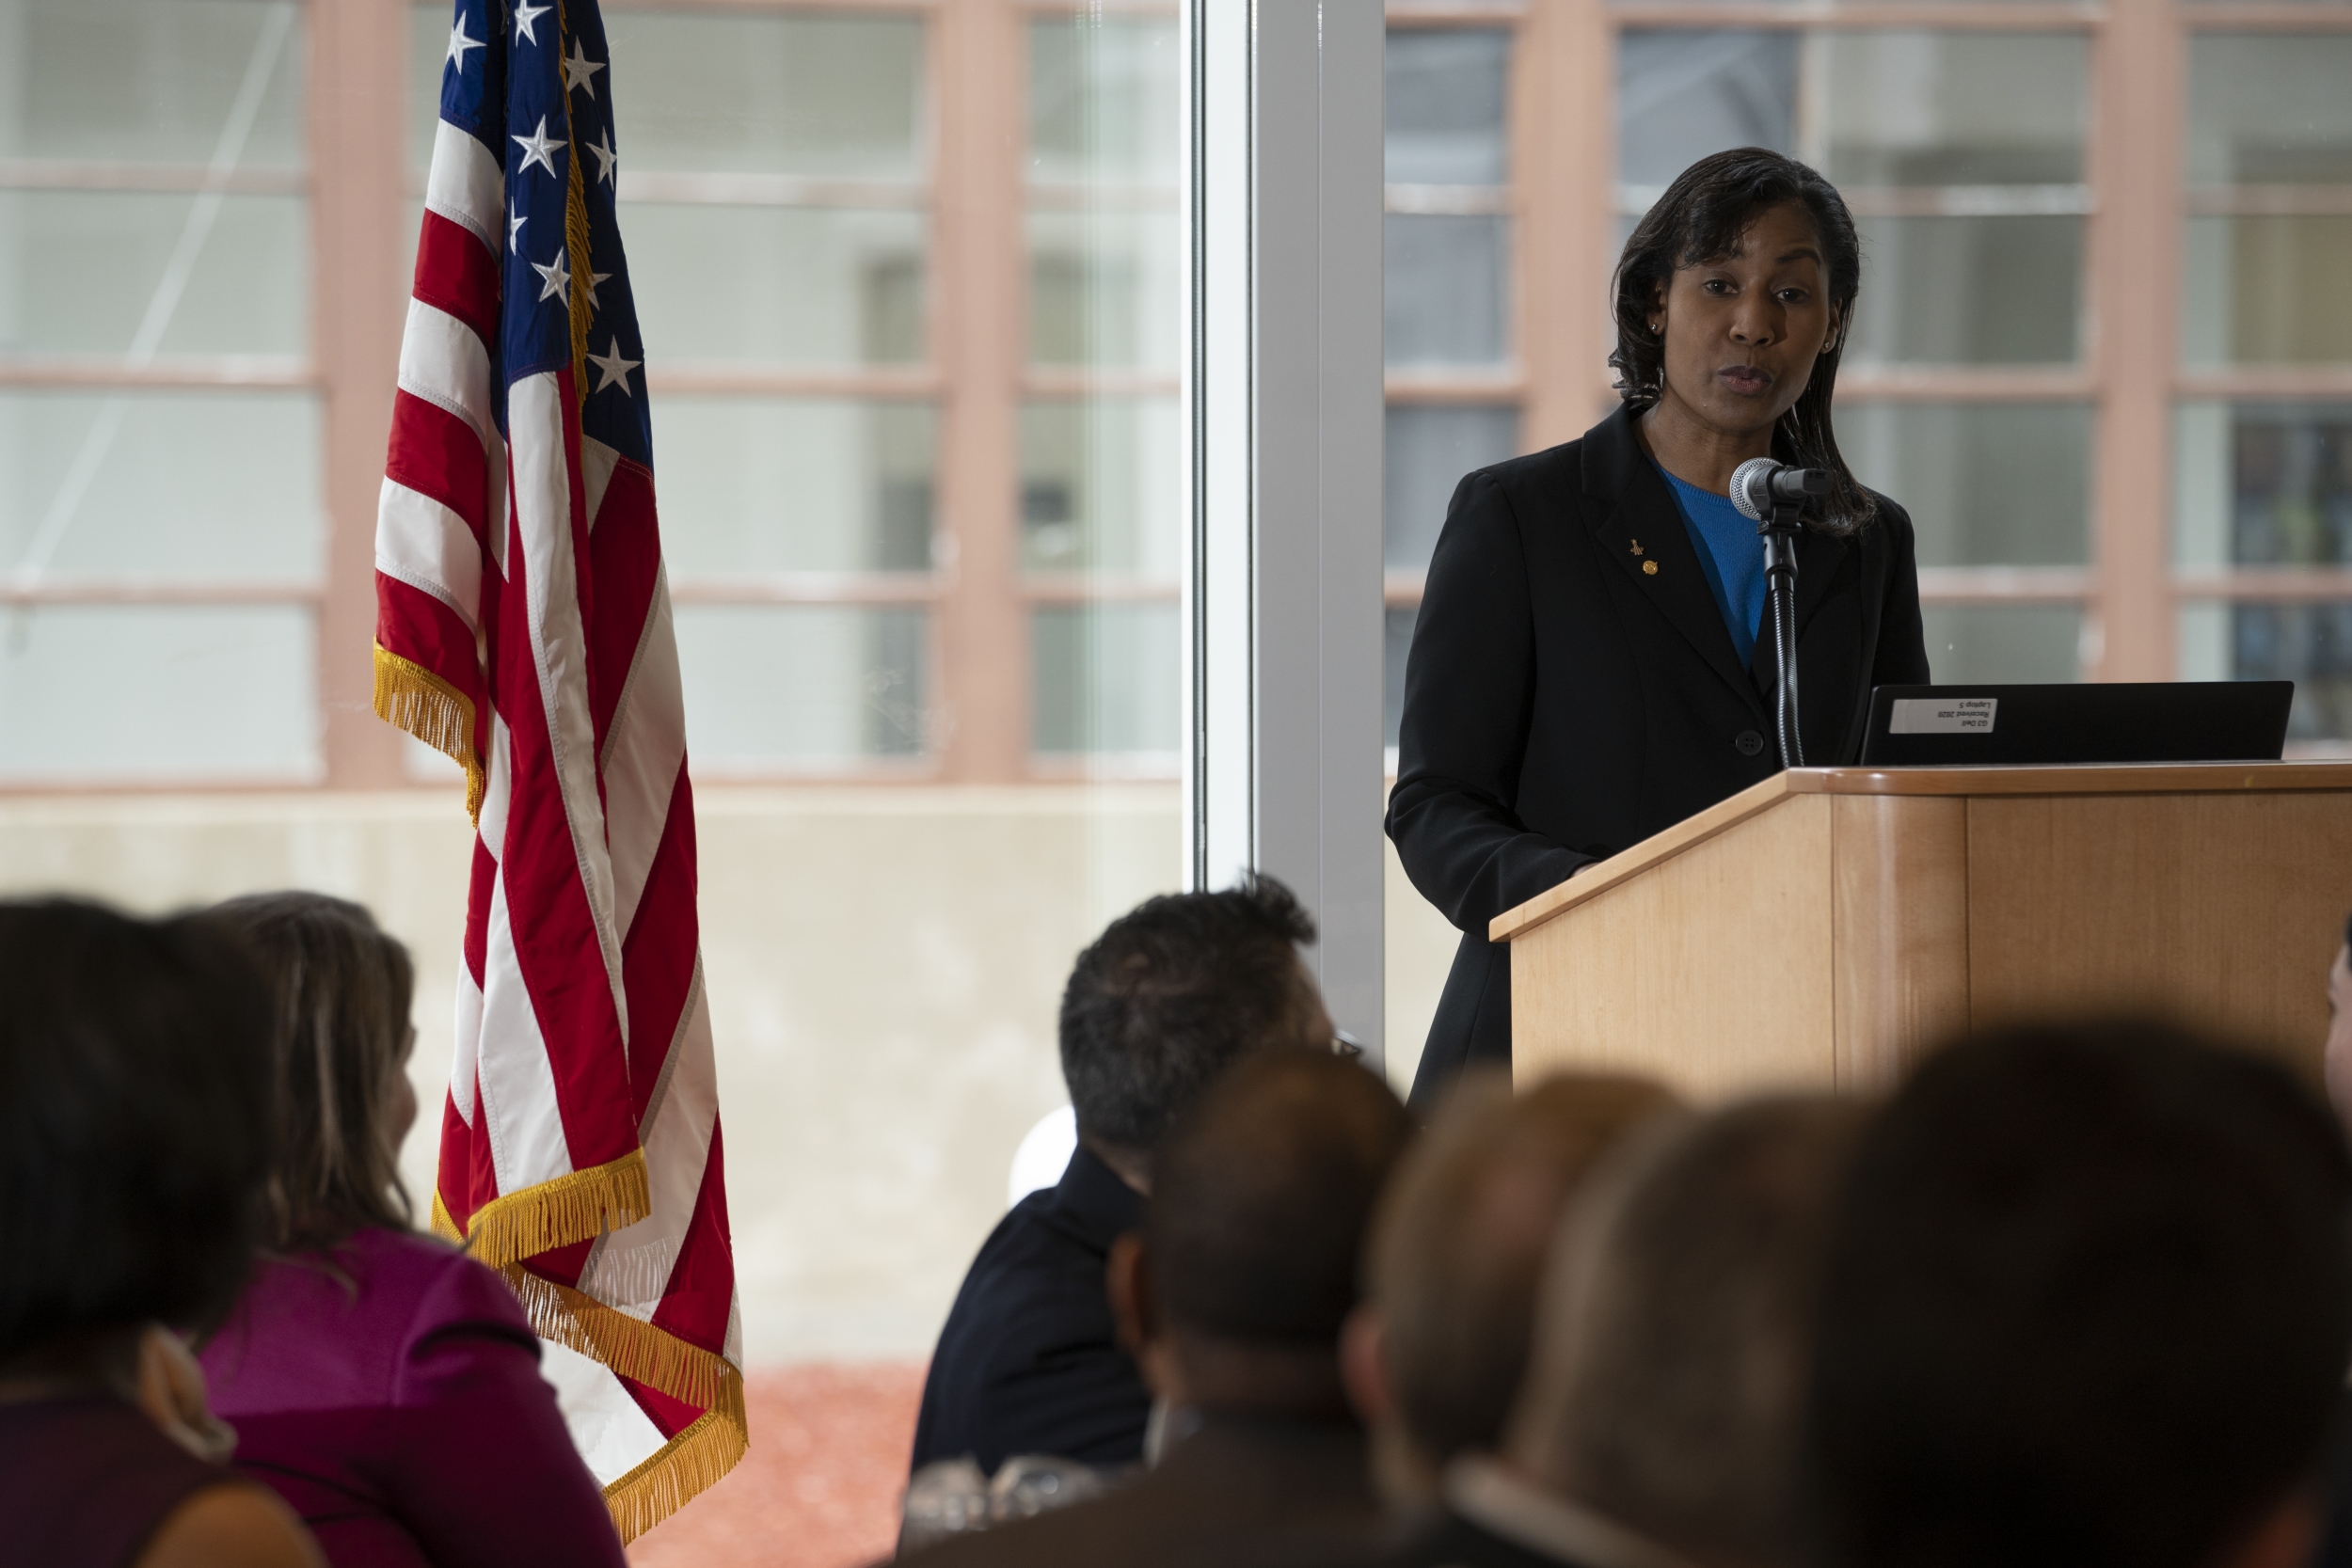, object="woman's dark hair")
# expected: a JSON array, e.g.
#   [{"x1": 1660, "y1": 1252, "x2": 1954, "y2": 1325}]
[
  {"x1": 1611, "y1": 147, "x2": 1873, "y2": 533},
  {"x1": 0, "y1": 898, "x2": 277, "y2": 1362},
  {"x1": 210, "y1": 892, "x2": 417, "y2": 1252}
]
